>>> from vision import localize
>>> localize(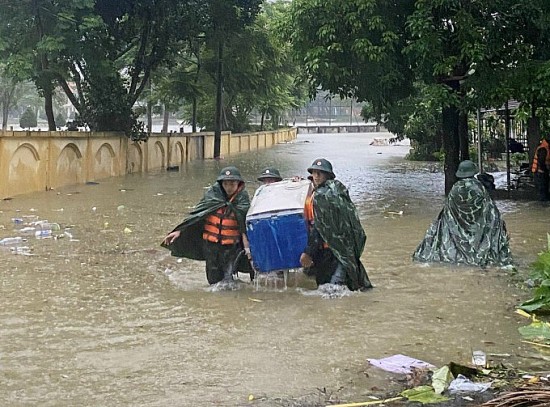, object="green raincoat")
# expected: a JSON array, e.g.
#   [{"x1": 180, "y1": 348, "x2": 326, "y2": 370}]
[
  {"x1": 161, "y1": 182, "x2": 251, "y2": 271},
  {"x1": 412, "y1": 177, "x2": 512, "y2": 267},
  {"x1": 313, "y1": 179, "x2": 372, "y2": 290}
]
